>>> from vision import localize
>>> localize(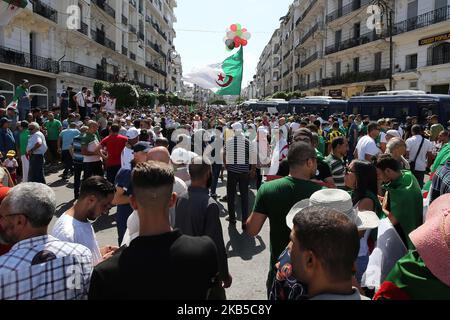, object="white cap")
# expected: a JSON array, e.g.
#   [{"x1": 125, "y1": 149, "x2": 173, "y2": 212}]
[
  {"x1": 126, "y1": 127, "x2": 139, "y2": 140},
  {"x1": 386, "y1": 130, "x2": 401, "y2": 138},
  {"x1": 232, "y1": 122, "x2": 242, "y2": 131}
]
